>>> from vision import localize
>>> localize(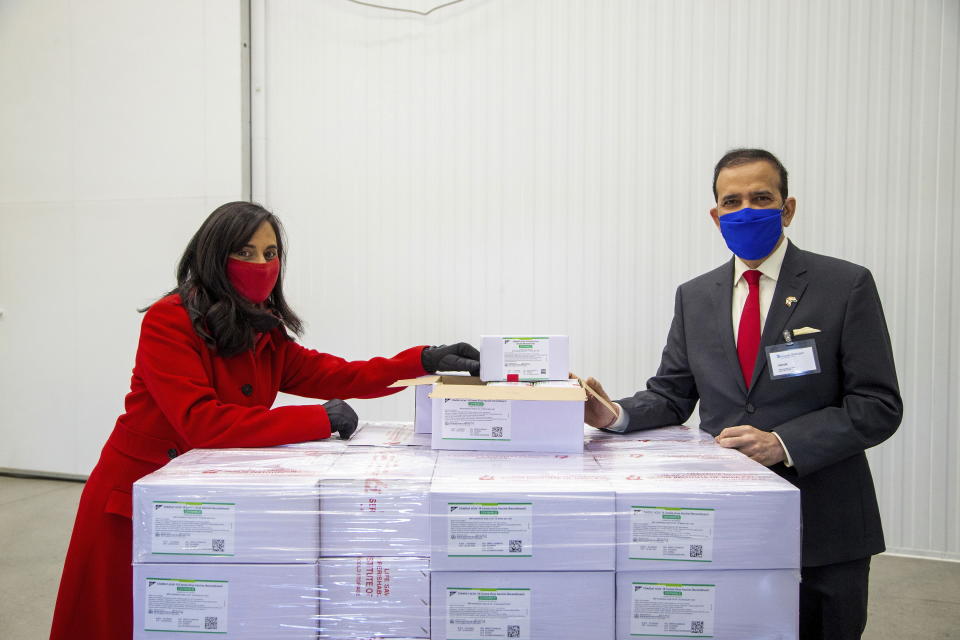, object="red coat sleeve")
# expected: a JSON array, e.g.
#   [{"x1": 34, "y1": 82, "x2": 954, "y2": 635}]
[
  {"x1": 135, "y1": 299, "x2": 332, "y2": 448},
  {"x1": 279, "y1": 340, "x2": 428, "y2": 400}
]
